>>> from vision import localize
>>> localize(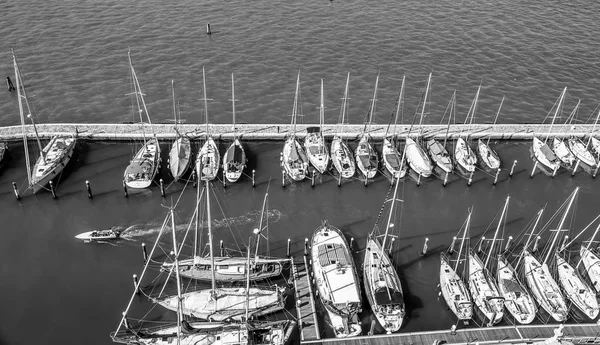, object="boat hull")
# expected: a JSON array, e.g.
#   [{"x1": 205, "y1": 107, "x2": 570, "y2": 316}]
[
  {"x1": 223, "y1": 139, "x2": 246, "y2": 183},
  {"x1": 531, "y1": 137, "x2": 561, "y2": 172},
  {"x1": 330, "y1": 137, "x2": 355, "y2": 178},
  {"x1": 124, "y1": 138, "x2": 161, "y2": 189},
  {"x1": 439, "y1": 254, "x2": 472, "y2": 320},
  {"x1": 305, "y1": 132, "x2": 329, "y2": 174},
  {"x1": 553, "y1": 138, "x2": 575, "y2": 166},
  {"x1": 454, "y1": 138, "x2": 477, "y2": 173},
  {"x1": 196, "y1": 137, "x2": 220, "y2": 181},
  {"x1": 468, "y1": 252, "x2": 504, "y2": 325},
  {"x1": 426, "y1": 139, "x2": 453, "y2": 174},
  {"x1": 477, "y1": 139, "x2": 500, "y2": 170},
  {"x1": 162, "y1": 256, "x2": 287, "y2": 282},
  {"x1": 31, "y1": 135, "x2": 76, "y2": 193},
  {"x1": 382, "y1": 138, "x2": 407, "y2": 179},
  {"x1": 169, "y1": 136, "x2": 191, "y2": 182},
  {"x1": 556, "y1": 254, "x2": 599, "y2": 320},
  {"x1": 496, "y1": 255, "x2": 536, "y2": 324},
  {"x1": 75, "y1": 229, "x2": 120, "y2": 241},
  {"x1": 522, "y1": 252, "x2": 568, "y2": 322},
  {"x1": 580, "y1": 246, "x2": 600, "y2": 294},
  {"x1": 568, "y1": 138, "x2": 596, "y2": 168},
  {"x1": 355, "y1": 135, "x2": 378, "y2": 179},
  {"x1": 282, "y1": 137, "x2": 308, "y2": 181},
  {"x1": 404, "y1": 137, "x2": 432, "y2": 177}
]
